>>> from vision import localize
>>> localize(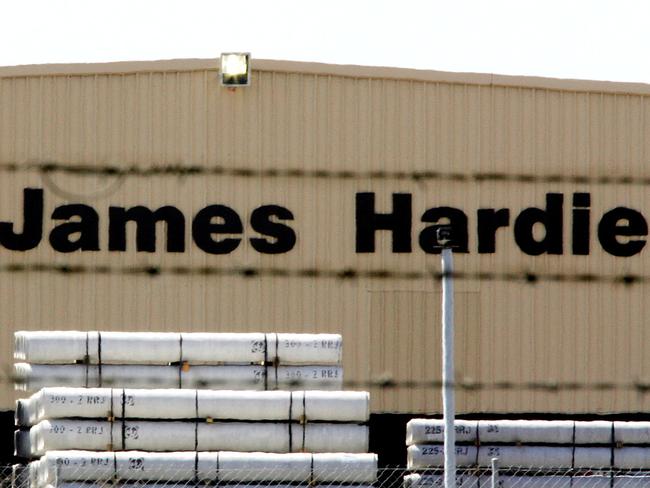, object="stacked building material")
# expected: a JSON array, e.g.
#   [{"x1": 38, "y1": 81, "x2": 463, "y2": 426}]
[
  {"x1": 13, "y1": 331, "x2": 377, "y2": 488},
  {"x1": 404, "y1": 419, "x2": 650, "y2": 486},
  {"x1": 14, "y1": 331, "x2": 343, "y2": 391},
  {"x1": 28, "y1": 451, "x2": 377, "y2": 486},
  {"x1": 403, "y1": 473, "x2": 650, "y2": 487},
  {"x1": 15, "y1": 388, "x2": 370, "y2": 457}
]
